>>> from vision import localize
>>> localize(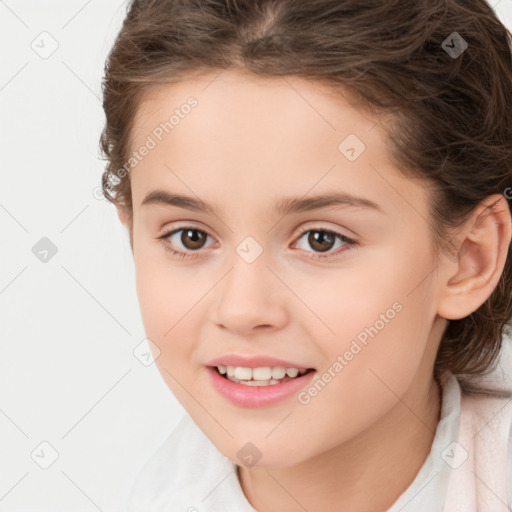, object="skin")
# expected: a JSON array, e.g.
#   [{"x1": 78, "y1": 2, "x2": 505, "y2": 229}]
[{"x1": 116, "y1": 68, "x2": 511, "y2": 512}]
